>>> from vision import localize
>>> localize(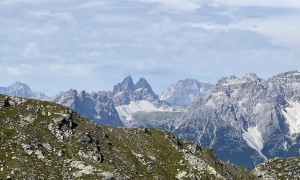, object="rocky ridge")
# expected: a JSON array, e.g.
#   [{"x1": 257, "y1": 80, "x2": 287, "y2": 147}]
[
  {"x1": 53, "y1": 76, "x2": 185, "y2": 129},
  {"x1": 0, "y1": 94, "x2": 255, "y2": 179},
  {"x1": 173, "y1": 71, "x2": 300, "y2": 169},
  {"x1": 253, "y1": 157, "x2": 300, "y2": 179},
  {"x1": 112, "y1": 75, "x2": 159, "y2": 106},
  {"x1": 112, "y1": 76, "x2": 185, "y2": 128},
  {"x1": 53, "y1": 89, "x2": 123, "y2": 127},
  {"x1": 5, "y1": 72, "x2": 300, "y2": 171},
  {"x1": 1, "y1": 77, "x2": 205, "y2": 129},
  {"x1": 0, "y1": 82, "x2": 48, "y2": 100},
  {"x1": 160, "y1": 78, "x2": 213, "y2": 108}
]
